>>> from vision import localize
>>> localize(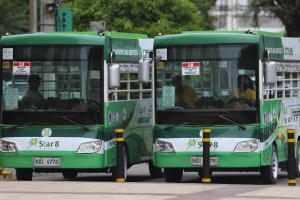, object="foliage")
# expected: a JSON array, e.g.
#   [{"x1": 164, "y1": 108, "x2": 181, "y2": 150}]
[
  {"x1": 66, "y1": 0, "x2": 216, "y2": 37},
  {"x1": 249, "y1": 0, "x2": 300, "y2": 37},
  {"x1": 0, "y1": 0, "x2": 29, "y2": 35},
  {"x1": 191, "y1": 0, "x2": 216, "y2": 30}
]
